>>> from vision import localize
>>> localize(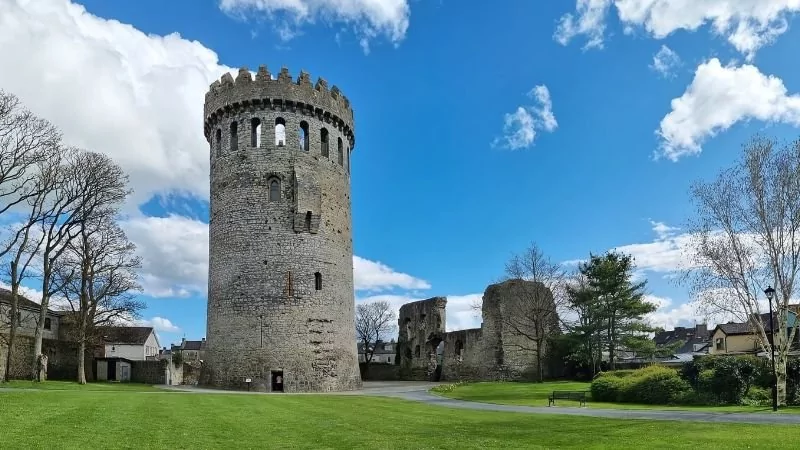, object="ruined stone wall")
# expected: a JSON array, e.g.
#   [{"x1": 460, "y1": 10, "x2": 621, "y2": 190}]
[
  {"x1": 203, "y1": 66, "x2": 361, "y2": 392},
  {"x1": 396, "y1": 297, "x2": 446, "y2": 381},
  {"x1": 399, "y1": 280, "x2": 560, "y2": 382},
  {"x1": 132, "y1": 360, "x2": 167, "y2": 385},
  {"x1": 0, "y1": 335, "x2": 91, "y2": 381}
]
